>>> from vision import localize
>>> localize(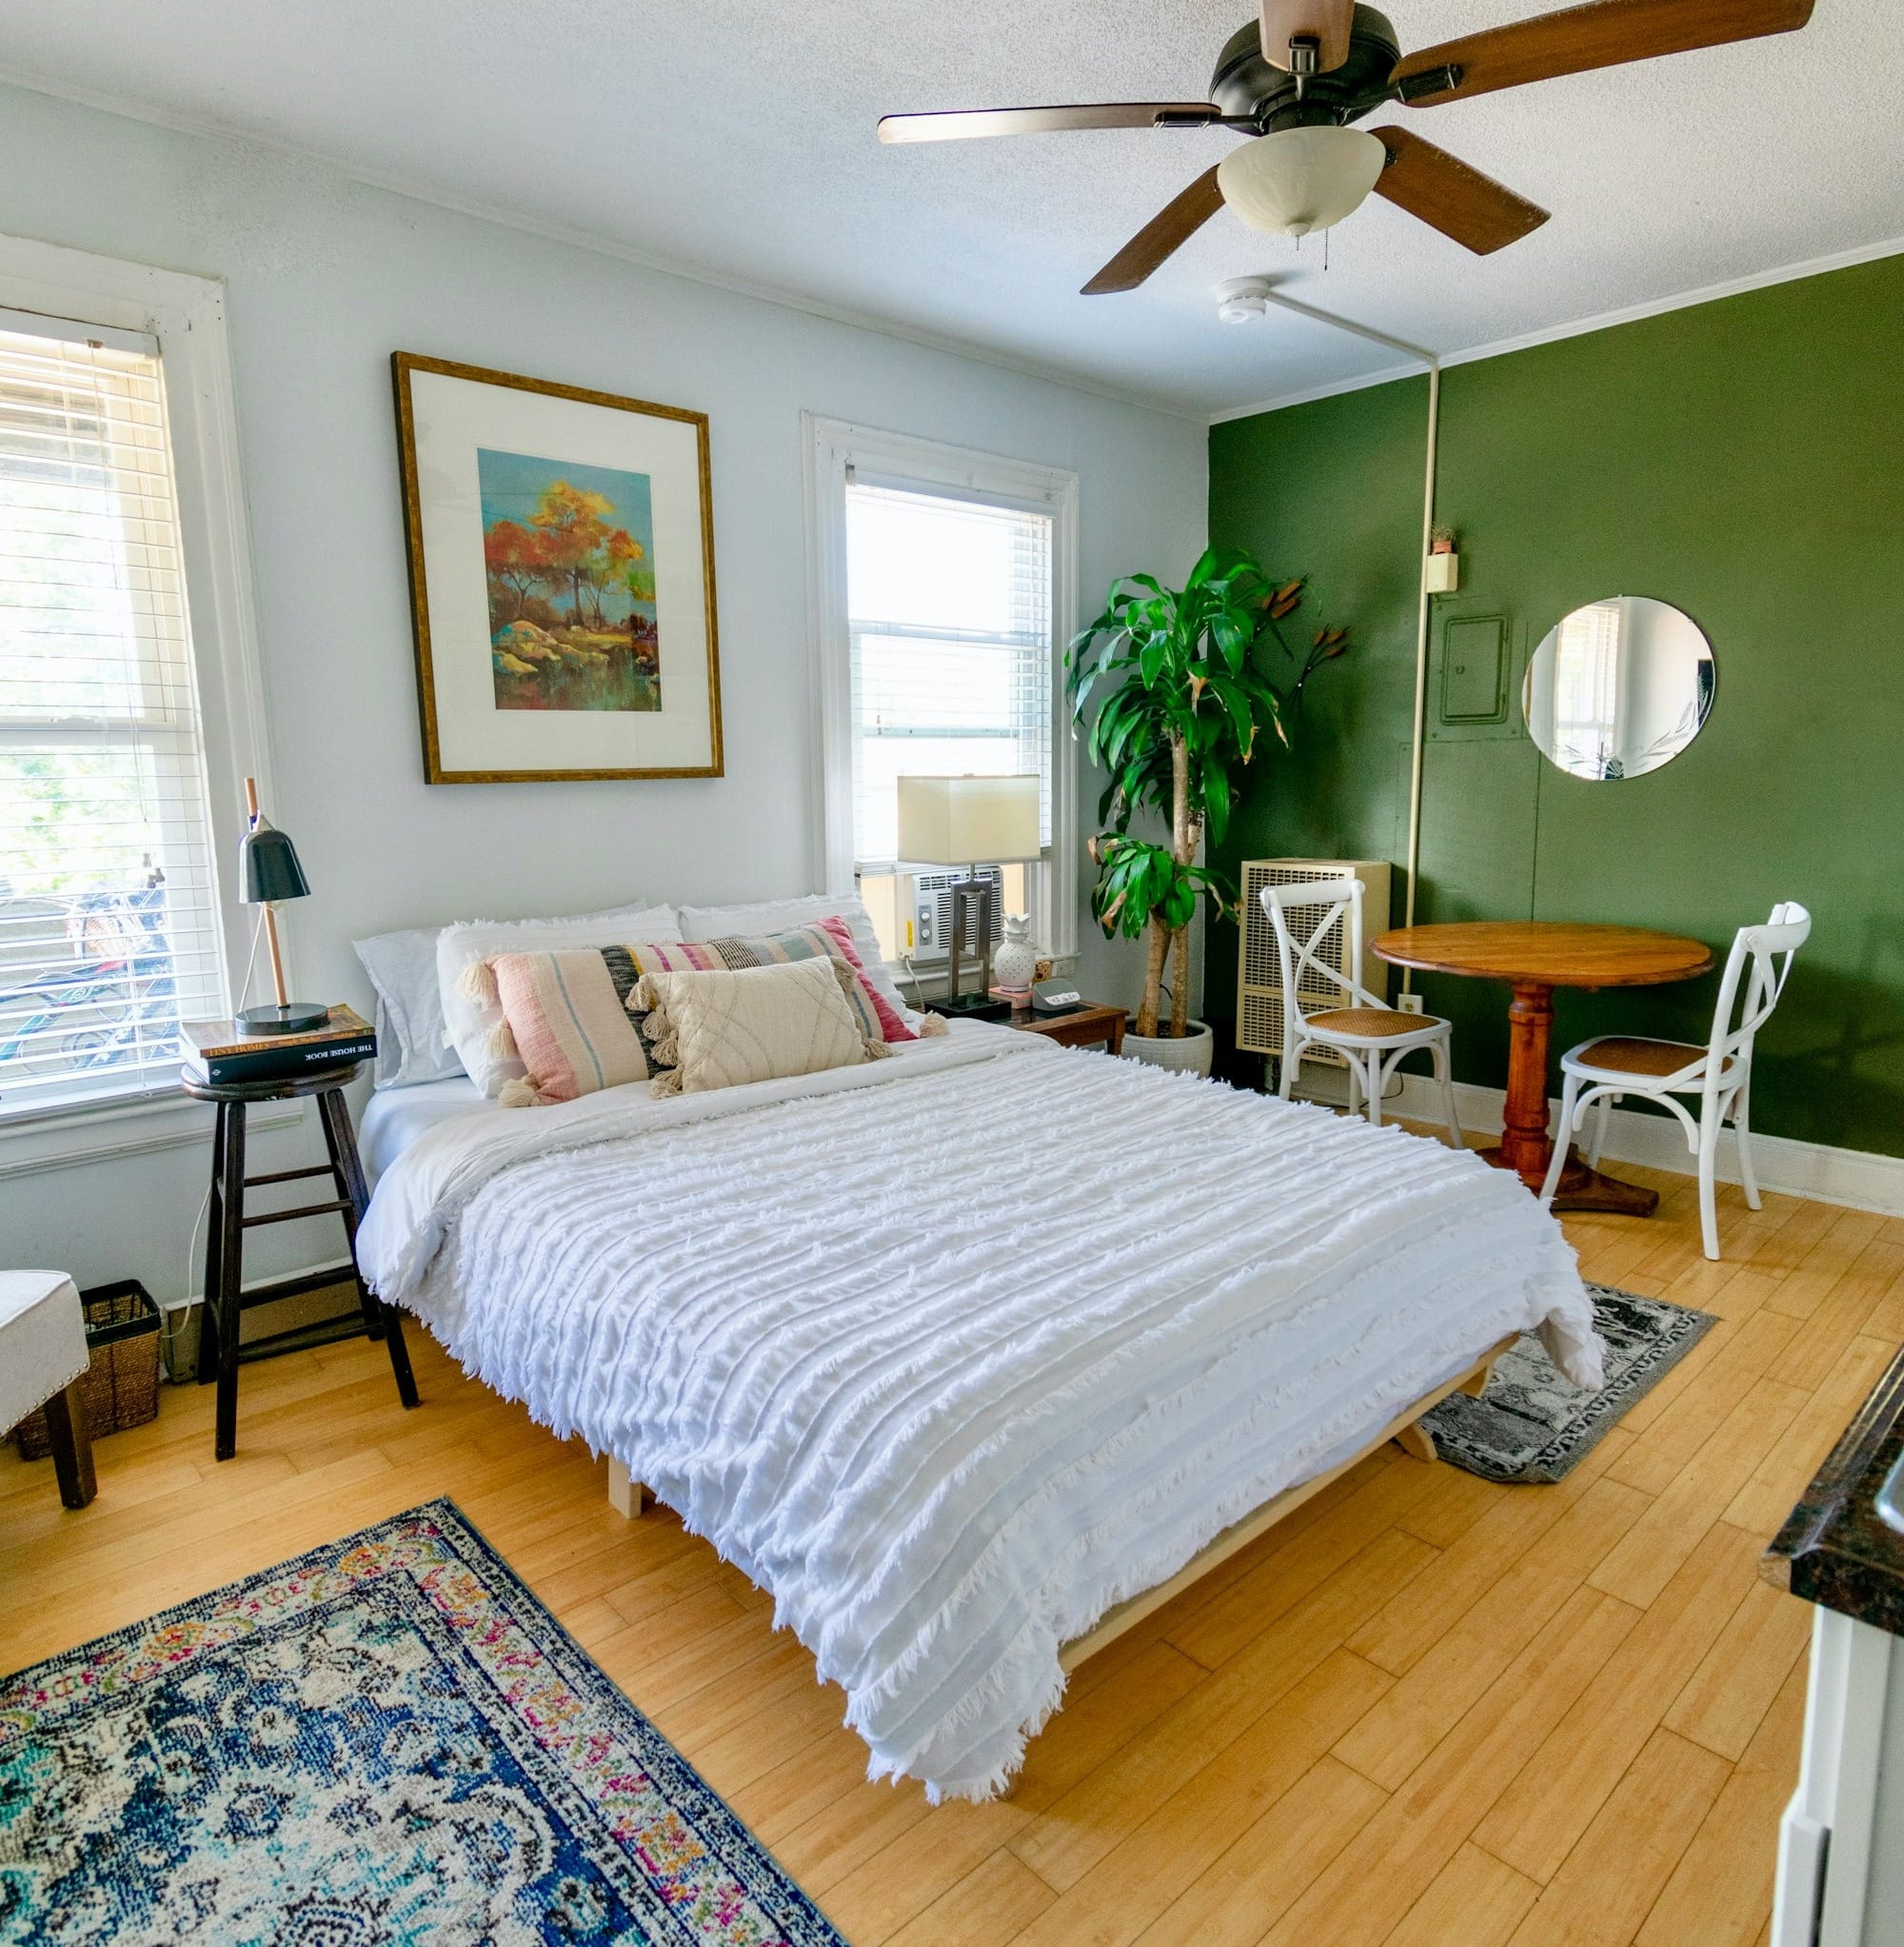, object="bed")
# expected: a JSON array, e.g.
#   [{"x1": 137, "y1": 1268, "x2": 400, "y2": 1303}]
[
  {"x1": 358, "y1": 1075, "x2": 497, "y2": 1183},
  {"x1": 358, "y1": 1019, "x2": 1600, "y2": 1802}
]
